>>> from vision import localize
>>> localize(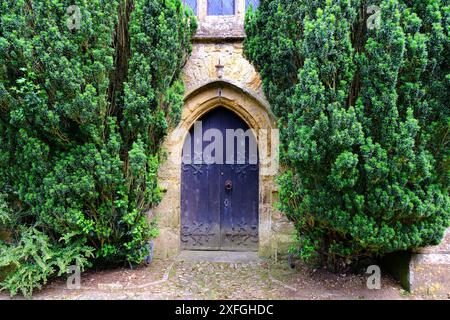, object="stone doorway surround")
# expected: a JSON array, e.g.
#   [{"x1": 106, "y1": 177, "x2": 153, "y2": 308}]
[
  {"x1": 153, "y1": 80, "x2": 295, "y2": 260},
  {"x1": 153, "y1": 0, "x2": 295, "y2": 260}
]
